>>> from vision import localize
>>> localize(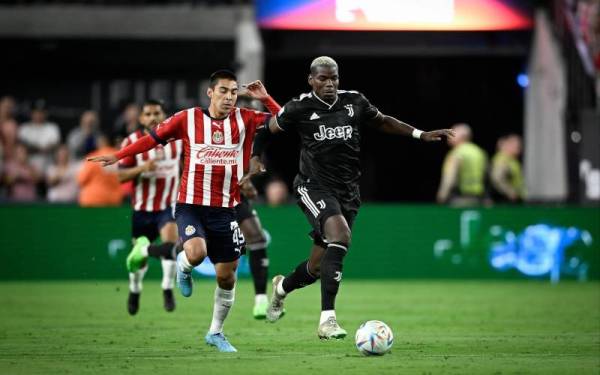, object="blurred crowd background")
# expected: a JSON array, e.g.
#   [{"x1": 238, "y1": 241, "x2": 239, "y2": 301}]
[{"x1": 0, "y1": 0, "x2": 598, "y2": 206}]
